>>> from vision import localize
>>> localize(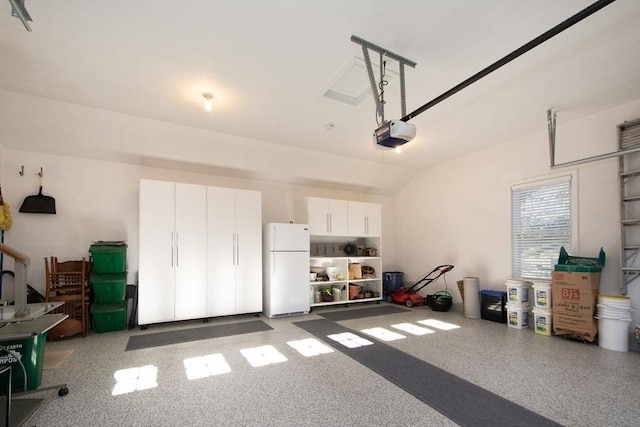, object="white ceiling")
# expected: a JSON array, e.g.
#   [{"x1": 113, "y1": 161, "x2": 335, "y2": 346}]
[{"x1": 1, "y1": 0, "x2": 639, "y2": 192}]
